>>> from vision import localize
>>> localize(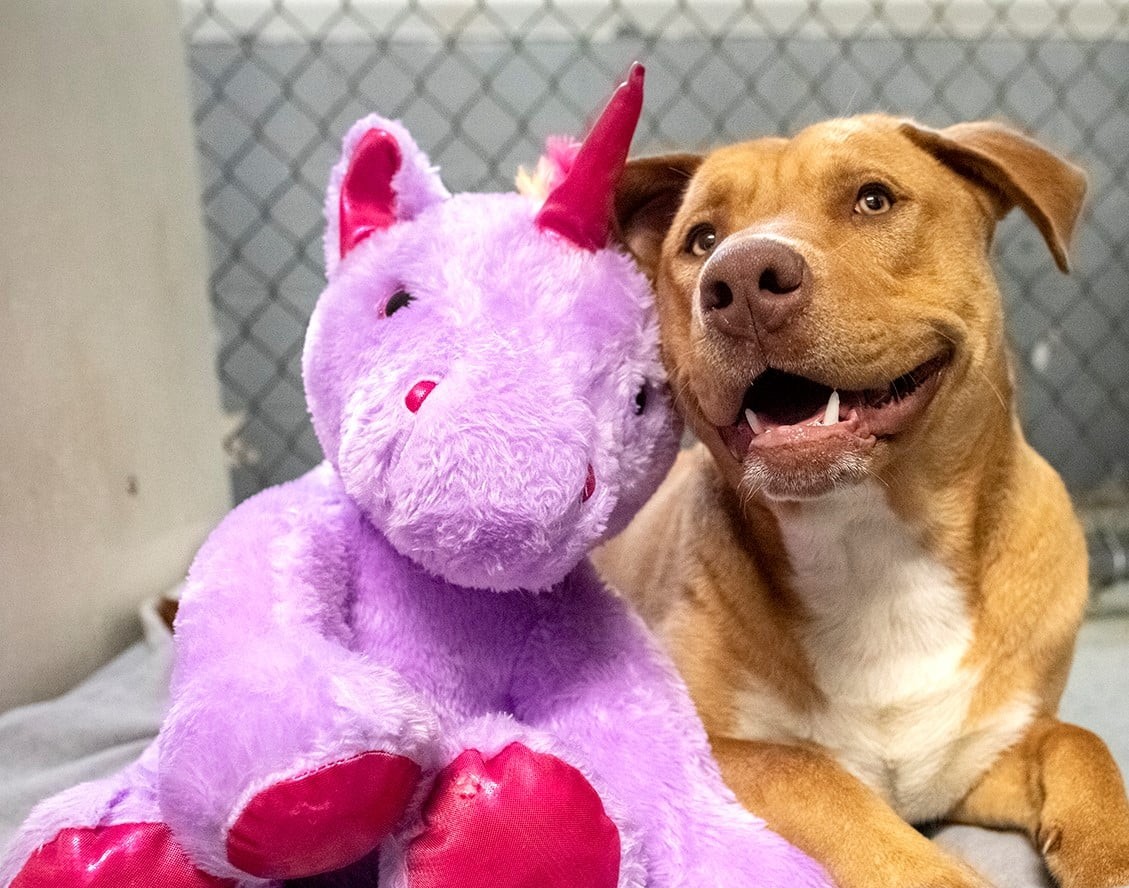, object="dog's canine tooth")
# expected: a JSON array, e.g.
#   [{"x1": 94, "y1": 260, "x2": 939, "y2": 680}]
[
  {"x1": 822, "y1": 390, "x2": 840, "y2": 426},
  {"x1": 745, "y1": 408, "x2": 765, "y2": 435}
]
